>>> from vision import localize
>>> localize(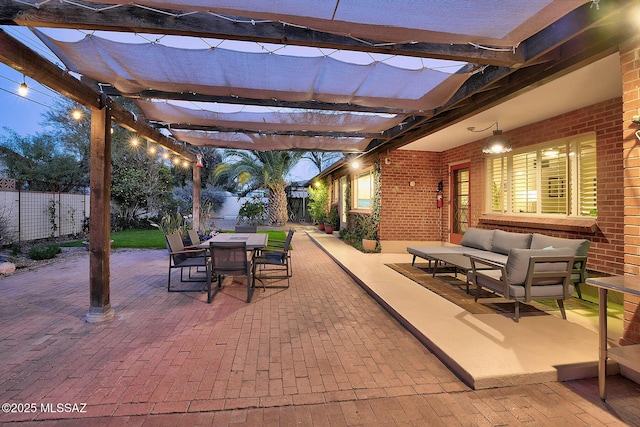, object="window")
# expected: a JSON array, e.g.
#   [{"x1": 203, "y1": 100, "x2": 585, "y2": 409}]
[
  {"x1": 487, "y1": 133, "x2": 596, "y2": 216},
  {"x1": 353, "y1": 170, "x2": 374, "y2": 209}
]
